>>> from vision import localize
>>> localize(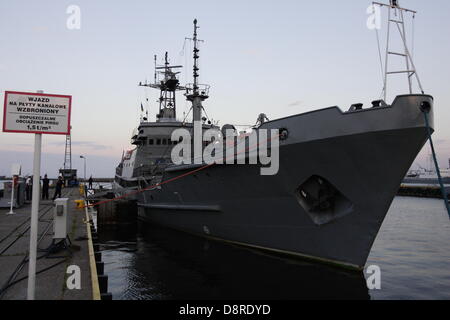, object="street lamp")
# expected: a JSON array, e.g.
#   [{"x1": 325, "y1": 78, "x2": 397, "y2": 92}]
[{"x1": 79, "y1": 155, "x2": 86, "y2": 182}]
